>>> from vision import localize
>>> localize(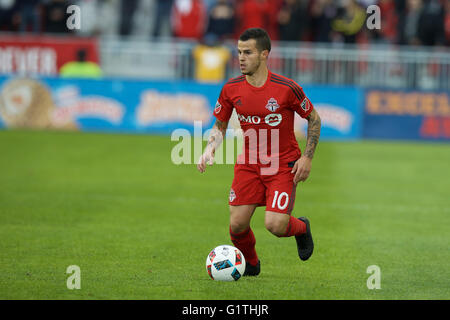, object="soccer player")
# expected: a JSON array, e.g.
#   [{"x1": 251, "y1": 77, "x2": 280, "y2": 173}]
[{"x1": 197, "y1": 28, "x2": 321, "y2": 276}]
